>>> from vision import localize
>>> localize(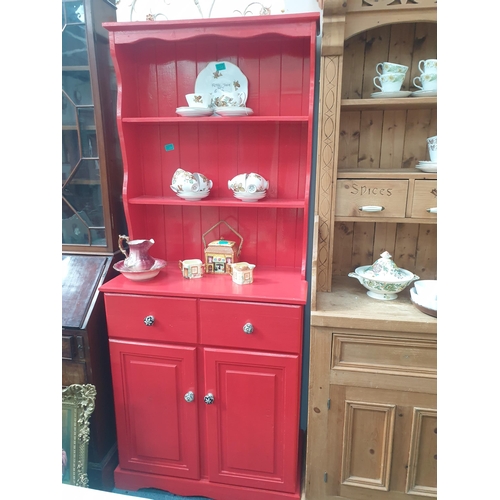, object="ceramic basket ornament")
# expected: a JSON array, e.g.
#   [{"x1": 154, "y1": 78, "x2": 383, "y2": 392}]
[{"x1": 202, "y1": 220, "x2": 243, "y2": 274}]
